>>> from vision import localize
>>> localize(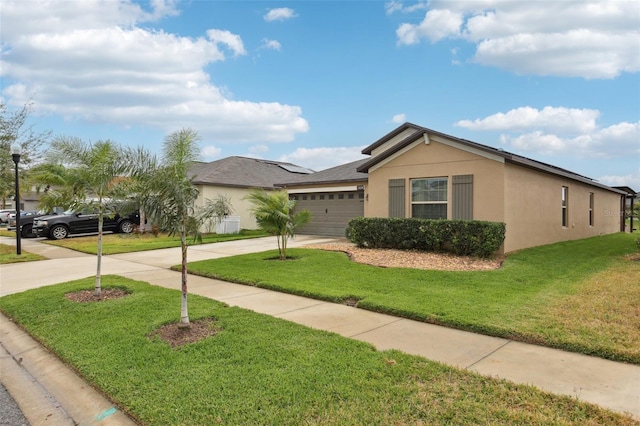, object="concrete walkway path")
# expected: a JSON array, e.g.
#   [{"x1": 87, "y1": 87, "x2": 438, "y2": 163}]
[{"x1": 1, "y1": 235, "x2": 639, "y2": 424}]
